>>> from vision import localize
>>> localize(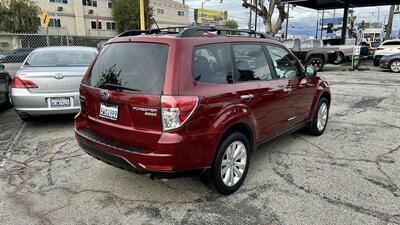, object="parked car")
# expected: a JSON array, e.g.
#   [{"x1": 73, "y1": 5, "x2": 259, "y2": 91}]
[
  {"x1": 10, "y1": 46, "x2": 97, "y2": 120},
  {"x1": 367, "y1": 41, "x2": 381, "y2": 57},
  {"x1": 0, "y1": 48, "x2": 34, "y2": 64},
  {"x1": 379, "y1": 53, "x2": 400, "y2": 73},
  {"x1": 74, "y1": 27, "x2": 331, "y2": 195},
  {"x1": 283, "y1": 39, "x2": 337, "y2": 71},
  {"x1": 323, "y1": 39, "x2": 356, "y2": 64},
  {"x1": 374, "y1": 39, "x2": 400, "y2": 66},
  {"x1": 0, "y1": 64, "x2": 12, "y2": 108}
]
